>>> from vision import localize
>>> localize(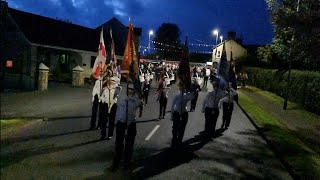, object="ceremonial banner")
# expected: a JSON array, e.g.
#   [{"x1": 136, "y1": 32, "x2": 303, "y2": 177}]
[
  {"x1": 92, "y1": 28, "x2": 107, "y2": 78},
  {"x1": 110, "y1": 29, "x2": 118, "y2": 70},
  {"x1": 229, "y1": 50, "x2": 237, "y2": 90},
  {"x1": 177, "y1": 49, "x2": 191, "y2": 91},
  {"x1": 121, "y1": 22, "x2": 139, "y2": 79},
  {"x1": 215, "y1": 42, "x2": 228, "y2": 90}
]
